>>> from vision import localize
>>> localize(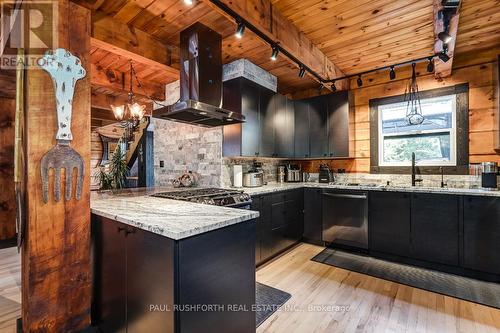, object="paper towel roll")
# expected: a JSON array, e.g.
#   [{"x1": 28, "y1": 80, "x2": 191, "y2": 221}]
[{"x1": 233, "y1": 165, "x2": 243, "y2": 187}]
